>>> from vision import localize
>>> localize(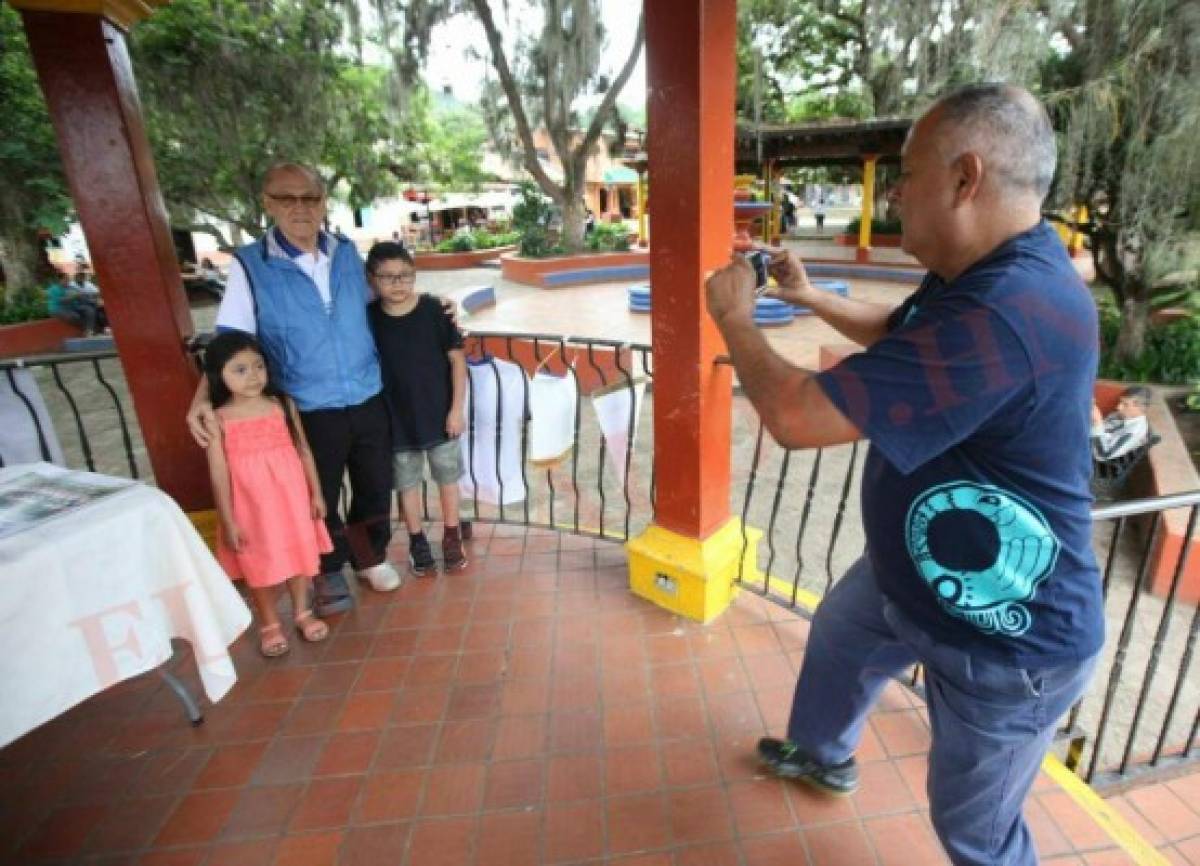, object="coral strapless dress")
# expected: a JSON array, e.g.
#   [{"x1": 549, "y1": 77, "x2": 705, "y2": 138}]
[{"x1": 216, "y1": 410, "x2": 332, "y2": 588}]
